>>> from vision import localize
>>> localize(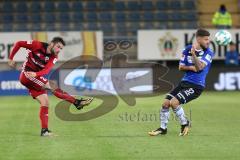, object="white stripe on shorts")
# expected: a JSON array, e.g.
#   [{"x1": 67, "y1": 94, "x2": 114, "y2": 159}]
[
  {"x1": 166, "y1": 93, "x2": 174, "y2": 98},
  {"x1": 24, "y1": 72, "x2": 44, "y2": 87}
]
